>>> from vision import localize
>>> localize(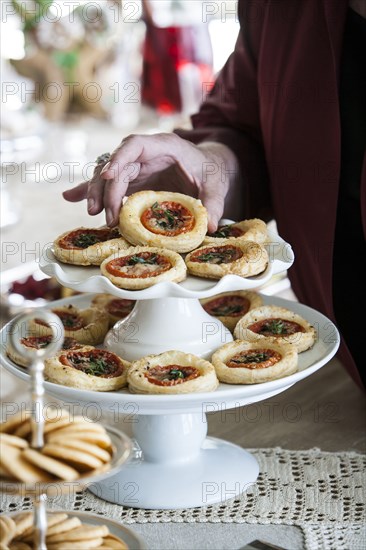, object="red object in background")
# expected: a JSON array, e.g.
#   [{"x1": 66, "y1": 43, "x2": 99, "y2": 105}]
[
  {"x1": 10, "y1": 276, "x2": 62, "y2": 301},
  {"x1": 141, "y1": 22, "x2": 214, "y2": 114}
]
